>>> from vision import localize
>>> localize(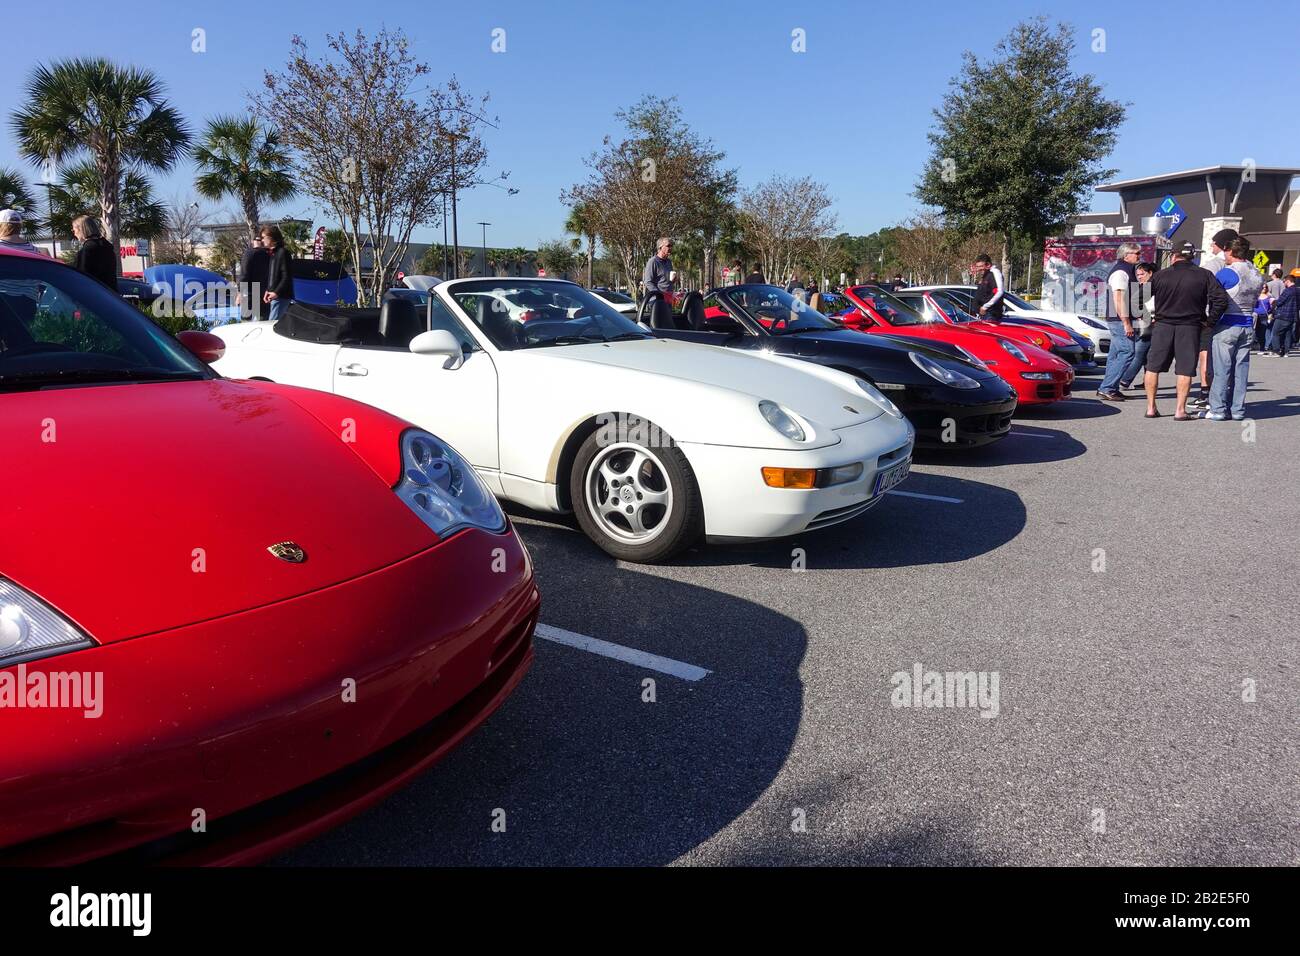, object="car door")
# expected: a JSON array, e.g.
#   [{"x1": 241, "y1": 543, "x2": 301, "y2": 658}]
[{"x1": 332, "y1": 295, "x2": 500, "y2": 472}]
